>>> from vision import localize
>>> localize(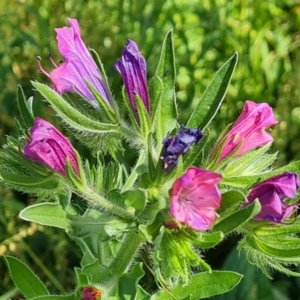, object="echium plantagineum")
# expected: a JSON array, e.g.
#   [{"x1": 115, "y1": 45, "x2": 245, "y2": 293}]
[
  {"x1": 24, "y1": 117, "x2": 79, "y2": 177},
  {"x1": 214, "y1": 100, "x2": 278, "y2": 162},
  {"x1": 115, "y1": 40, "x2": 150, "y2": 118},
  {"x1": 37, "y1": 18, "x2": 111, "y2": 105}
]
